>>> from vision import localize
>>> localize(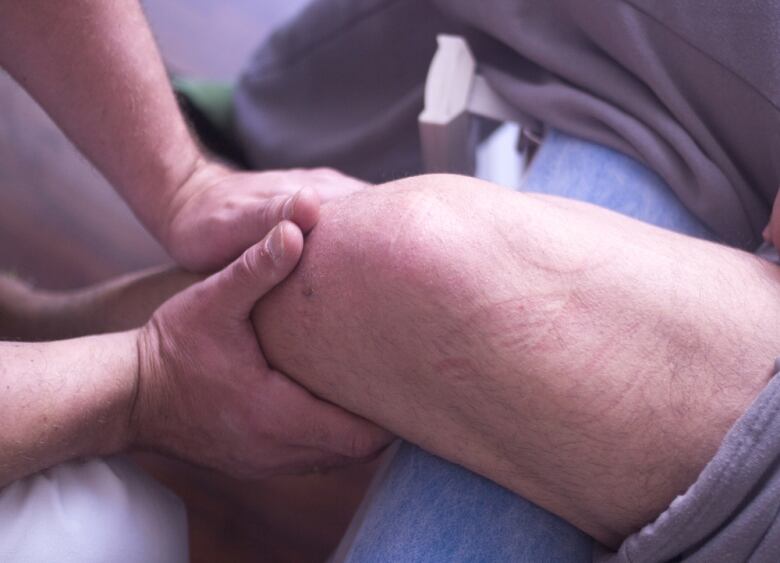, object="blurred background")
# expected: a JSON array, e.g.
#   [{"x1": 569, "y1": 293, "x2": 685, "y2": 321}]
[{"x1": 0, "y1": 1, "x2": 381, "y2": 561}]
